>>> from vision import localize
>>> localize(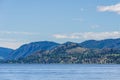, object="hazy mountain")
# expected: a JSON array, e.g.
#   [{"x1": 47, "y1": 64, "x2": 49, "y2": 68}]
[
  {"x1": 0, "y1": 47, "x2": 14, "y2": 60},
  {"x1": 10, "y1": 41, "x2": 120, "y2": 64},
  {"x1": 80, "y1": 38, "x2": 120, "y2": 49},
  {"x1": 1, "y1": 38, "x2": 120, "y2": 64},
  {"x1": 15, "y1": 42, "x2": 91, "y2": 63},
  {"x1": 9, "y1": 41, "x2": 59, "y2": 60}
]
